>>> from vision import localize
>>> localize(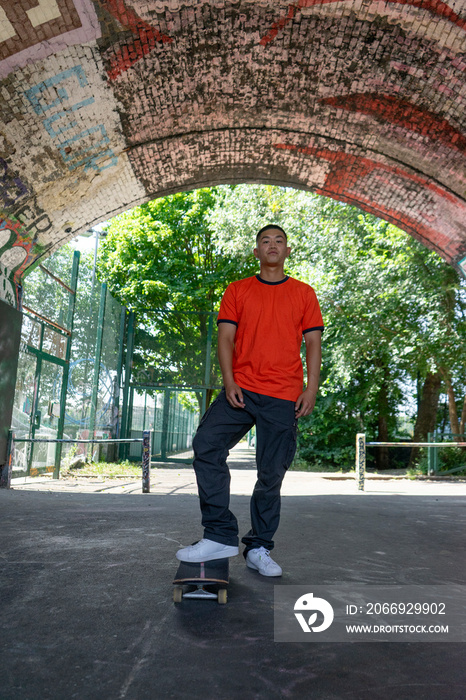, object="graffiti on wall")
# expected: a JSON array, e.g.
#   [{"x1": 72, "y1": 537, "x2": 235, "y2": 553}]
[
  {"x1": 0, "y1": 0, "x2": 82, "y2": 59},
  {"x1": 0, "y1": 154, "x2": 52, "y2": 294},
  {"x1": 0, "y1": 157, "x2": 28, "y2": 209},
  {"x1": 0, "y1": 261, "x2": 17, "y2": 308},
  {"x1": 0, "y1": 0, "x2": 100, "y2": 78},
  {"x1": 0, "y1": 214, "x2": 50, "y2": 285},
  {"x1": 102, "y1": 0, "x2": 172, "y2": 81},
  {"x1": 24, "y1": 64, "x2": 118, "y2": 174}
]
